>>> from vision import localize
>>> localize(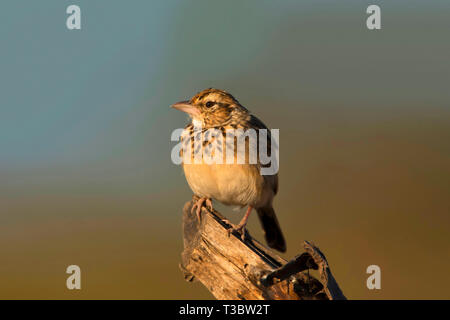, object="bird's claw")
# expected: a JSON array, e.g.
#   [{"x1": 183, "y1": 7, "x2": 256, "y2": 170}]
[
  {"x1": 227, "y1": 224, "x2": 248, "y2": 241},
  {"x1": 205, "y1": 198, "x2": 213, "y2": 212},
  {"x1": 221, "y1": 218, "x2": 232, "y2": 226},
  {"x1": 191, "y1": 196, "x2": 213, "y2": 222}
]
